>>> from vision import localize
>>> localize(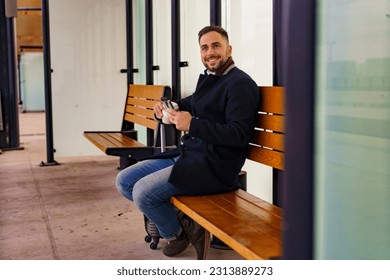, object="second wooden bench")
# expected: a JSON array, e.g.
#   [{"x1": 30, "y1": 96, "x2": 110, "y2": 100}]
[{"x1": 84, "y1": 84, "x2": 173, "y2": 169}]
